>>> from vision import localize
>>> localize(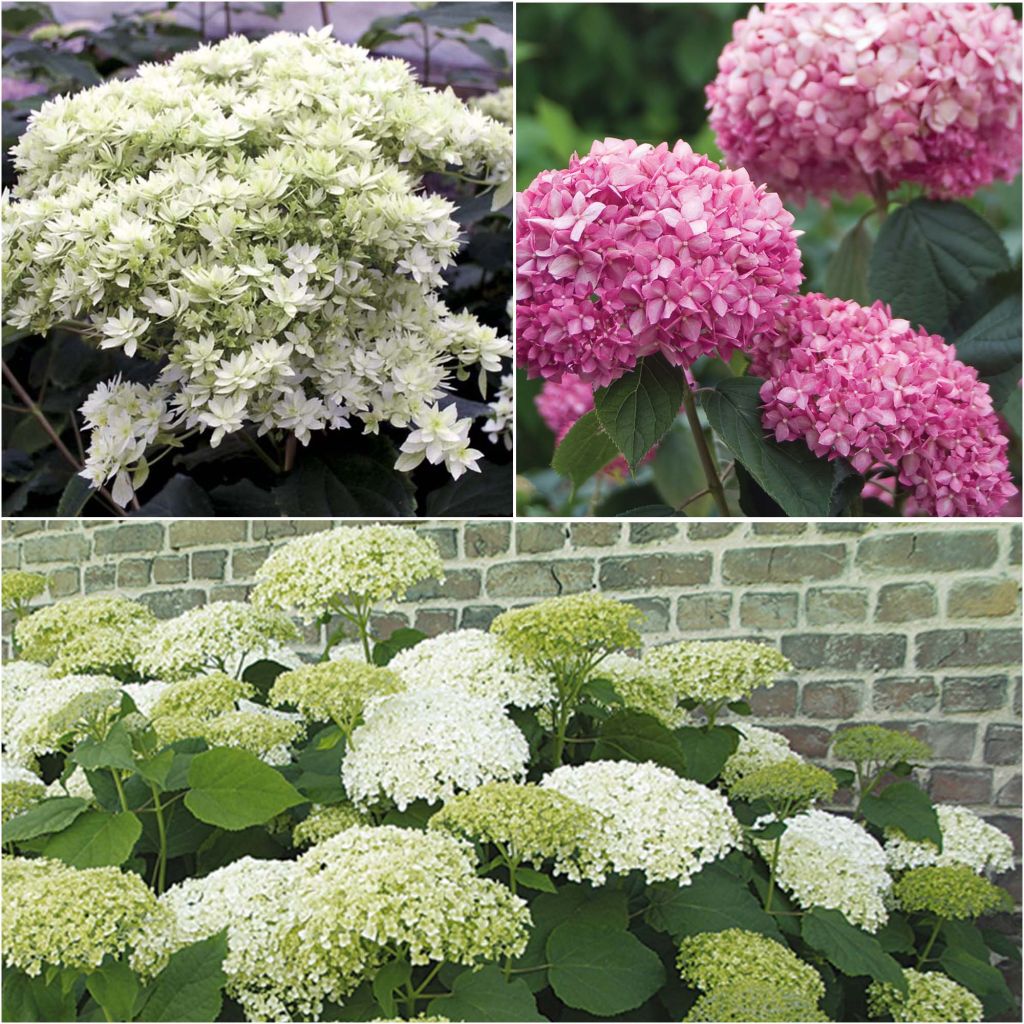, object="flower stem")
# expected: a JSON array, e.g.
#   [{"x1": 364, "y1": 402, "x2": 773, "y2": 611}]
[
  {"x1": 110, "y1": 770, "x2": 129, "y2": 813},
  {"x1": 679, "y1": 371, "x2": 732, "y2": 517},
  {"x1": 764, "y1": 835, "x2": 782, "y2": 912},
  {"x1": 150, "y1": 785, "x2": 168, "y2": 894},
  {"x1": 916, "y1": 917, "x2": 943, "y2": 968}
]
